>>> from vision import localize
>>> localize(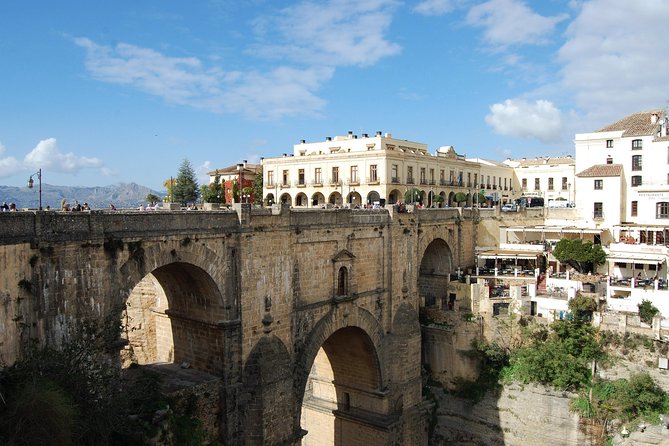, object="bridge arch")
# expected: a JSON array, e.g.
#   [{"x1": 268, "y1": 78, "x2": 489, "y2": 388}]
[
  {"x1": 297, "y1": 305, "x2": 386, "y2": 445},
  {"x1": 418, "y1": 238, "x2": 453, "y2": 308},
  {"x1": 117, "y1": 242, "x2": 232, "y2": 375}
]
